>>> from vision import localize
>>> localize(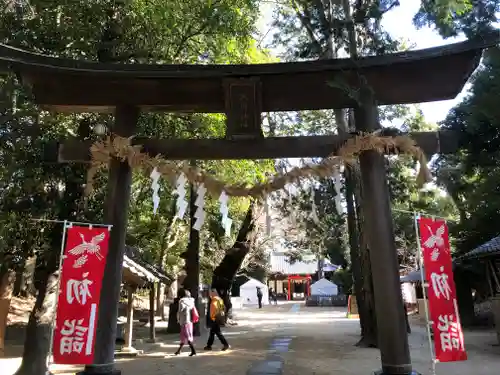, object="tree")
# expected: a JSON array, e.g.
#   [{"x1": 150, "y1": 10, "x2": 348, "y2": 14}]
[
  {"x1": 269, "y1": 0, "x2": 404, "y2": 348},
  {"x1": 0, "y1": 0, "x2": 271, "y2": 372},
  {"x1": 275, "y1": 180, "x2": 347, "y2": 270},
  {"x1": 387, "y1": 108, "x2": 458, "y2": 267},
  {"x1": 414, "y1": 0, "x2": 497, "y2": 38},
  {"x1": 435, "y1": 47, "x2": 500, "y2": 254}
]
